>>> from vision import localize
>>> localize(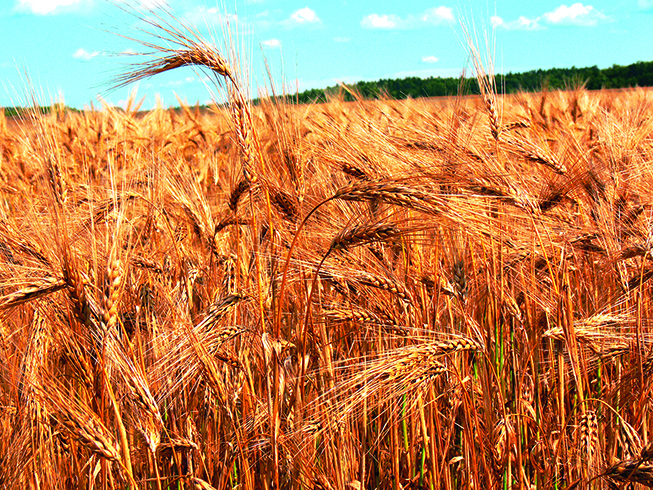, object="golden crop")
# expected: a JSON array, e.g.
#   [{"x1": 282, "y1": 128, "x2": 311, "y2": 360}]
[{"x1": 1, "y1": 12, "x2": 653, "y2": 489}]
